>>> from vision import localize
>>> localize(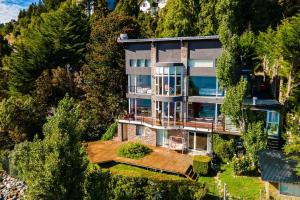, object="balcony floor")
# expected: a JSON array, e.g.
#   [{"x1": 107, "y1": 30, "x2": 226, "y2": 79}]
[{"x1": 87, "y1": 140, "x2": 193, "y2": 175}]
